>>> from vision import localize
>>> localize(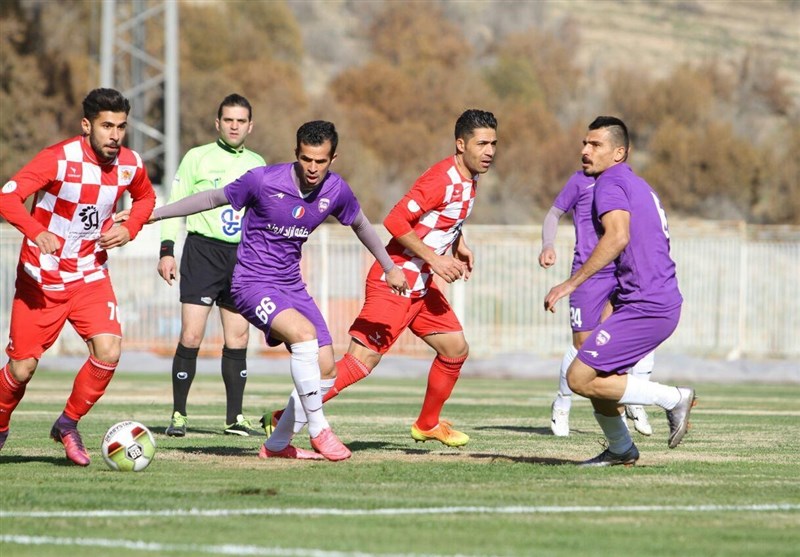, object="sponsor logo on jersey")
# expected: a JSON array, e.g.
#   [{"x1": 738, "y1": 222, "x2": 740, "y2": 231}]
[
  {"x1": 265, "y1": 223, "x2": 310, "y2": 239},
  {"x1": 292, "y1": 206, "x2": 305, "y2": 219},
  {"x1": 318, "y1": 198, "x2": 330, "y2": 213},
  {"x1": 79, "y1": 206, "x2": 100, "y2": 231},
  {"x1": 221, "y1": 207, "x2": 242, "y2": 236},
  {"x1": 67, "y1": 165, "x2": 81, "y2": 179},
  {"x1": 407, "y1": 199, "x2": 421, "y2": 213},
  {"x1": 2, "y1": 181, "x2": 17, "y2": 194},
  {"x1": 270, "y1": 193, "x2": 285, "y2": 199},
  {"x1": 596, "y1": 330, "x2": 611, "y2": 346}
]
